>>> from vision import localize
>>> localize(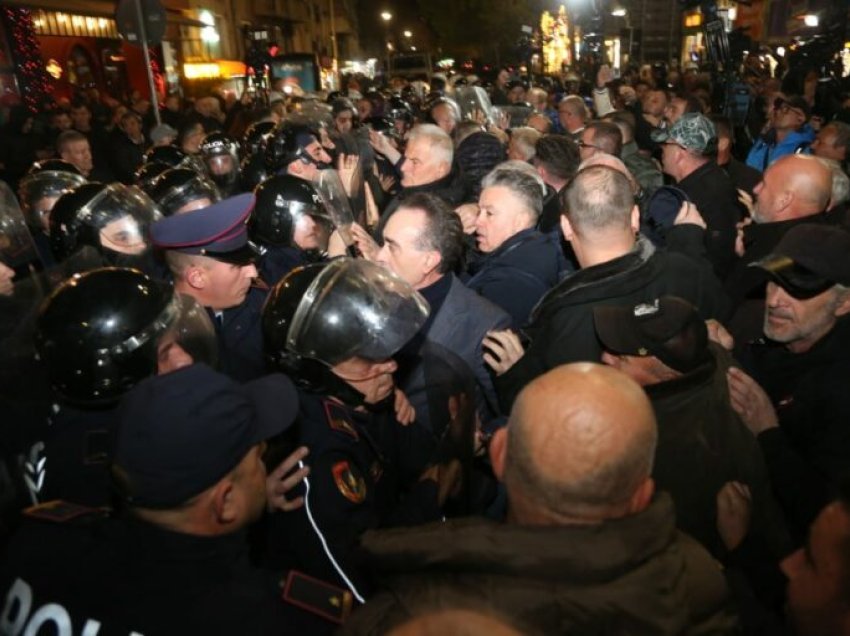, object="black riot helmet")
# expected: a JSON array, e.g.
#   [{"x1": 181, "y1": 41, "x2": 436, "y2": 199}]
[
  {"x1": 144, "y1": 145, "x2": 189, "y2": 168},
  {"x1": 18, "y1": 160, "x2": 87, "y2": 229},
  {"x1": 35, "y1": 267, "x2": 218, "y2": 406},
  {"x1": 148, "y1": 167, "x2": 221, "y2": 216},
  {"x1": 199, "y1": 132, "x2": 240, "y2": 195},
  {"x1": 144, "y1": 144, "x2": 206, "y2": 175},
  {"x1": 241, "y1": 120, "x2": 277, "y2": 159},
  {"x1": 387, "y1": 96, "x2": 413, "y2": 124},
  {"x1": 240, "y1": 153, "x2": 270, "y2": 193},
  {"x1": 250, "y1": 174, "x2": 330, "y2": 248},
  {"x1": 265, "y1": 121, "x2": 325, "y2": 173},
  {"x1": 263, "y1": 258, "x2": 429, "y2": 404},
  {"x1": 134, "y1": 161, "x2": 171, "y2": 196},
  {"x1": 49, "y1": 182, "x2": 161, "y2": 264}
]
